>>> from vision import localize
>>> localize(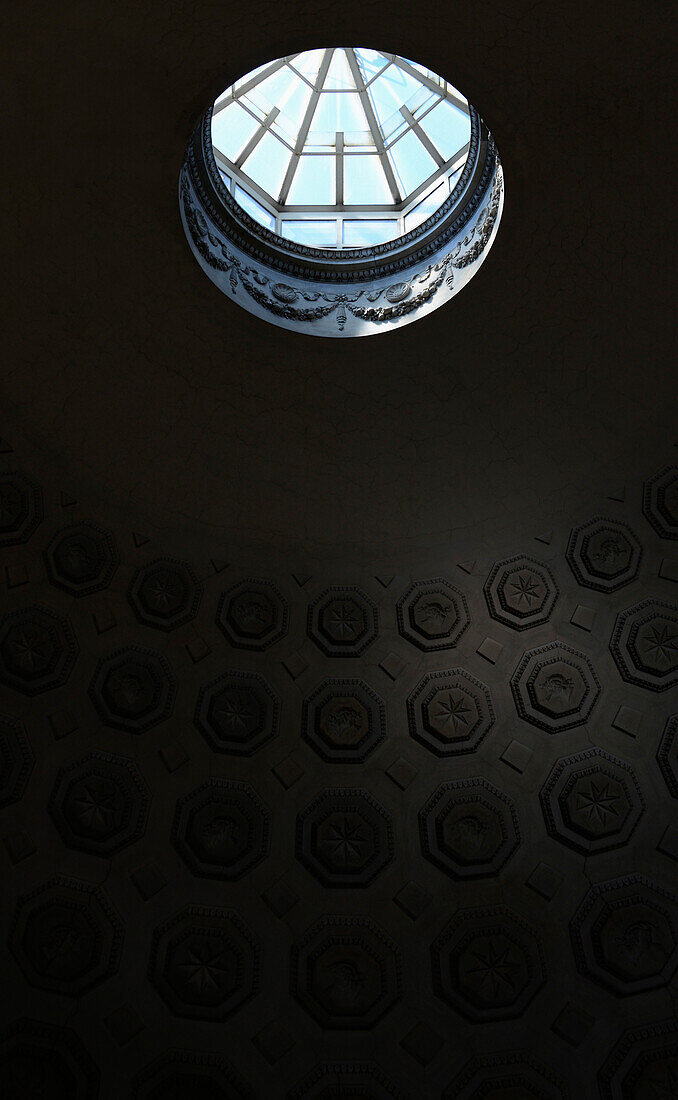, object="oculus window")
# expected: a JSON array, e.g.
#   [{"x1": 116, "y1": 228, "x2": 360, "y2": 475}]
[{"x1": 180, "y1": 47, "x2": 503, "y2": 336}]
